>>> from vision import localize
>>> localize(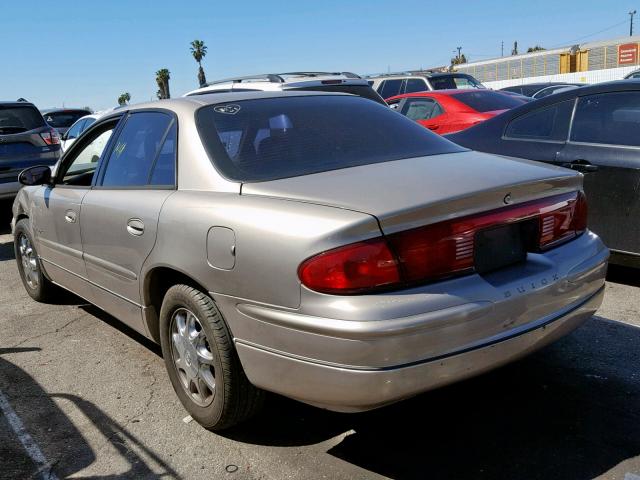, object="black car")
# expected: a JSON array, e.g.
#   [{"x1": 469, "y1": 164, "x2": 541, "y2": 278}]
[
  {"x1": 500, "y1": 82, "x2": 585, "y2": 99},
  {"x1": 0, "y1": 101, "x2": 62, "y2": 199},
  {"x1": 446, "y1": 80, "x2": 640, "y2": 267},
  {"x1": 41, "y1": 108, "x2": 92, "y2": 135}
]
